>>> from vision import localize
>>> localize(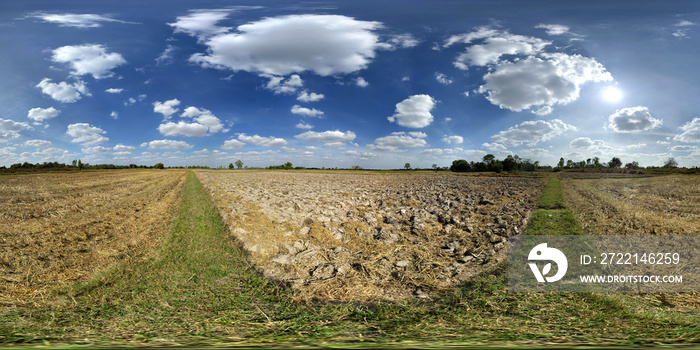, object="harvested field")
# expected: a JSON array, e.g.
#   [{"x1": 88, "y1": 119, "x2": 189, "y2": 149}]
[
  {"x1": 197, "y1": 170, "x2": 545, "y2": 301},
  {"x1": 0, "y1": 170, "x2": 187, "y2": 306},
  {"x1": 562, "y1": 175, "x2": 700, "y2": 235}
]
